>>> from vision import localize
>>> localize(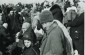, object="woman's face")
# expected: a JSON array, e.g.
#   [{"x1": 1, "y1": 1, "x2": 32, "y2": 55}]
[{"x1": 24, "y1": 40, "x2": 32, "y2": 48}]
